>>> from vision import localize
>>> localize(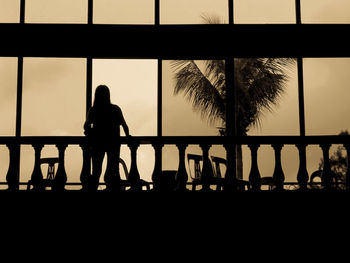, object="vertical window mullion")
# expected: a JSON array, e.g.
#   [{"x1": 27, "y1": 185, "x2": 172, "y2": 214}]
[
  {"x1": 155, "y1": 0, "x2": 160, "y2": 26},
  {"x1": 14, "y1": 0, "x2": 26, "y2": 187},
  {"x1": 86, "y1": 58, "x2": 92, "y2": 113},
  {"x1": 295, "y1": 0, "x2": 301, "y2": 25},
  {"x1": 20, "y1": 0, "x2": 25, "y2": 24},
  {"x1": 16, "y1": 58, "x2": 23, "y2": 138},
  {"x1": 88, "y1": 0, "x2": 93, "y2": 24},
  {"x1": 295, "y1": 0, "x2": 305, "y2": 136},
  {"x1": 297, "y1": 57, "x2": 306, "y2": 136},
  {"x1": 229, "y1": 0, "x2": 234, "y2": 25},
  {"x1": 157, "y1": 60, "x2": 162, "y2": 137},
  {"x1": 17, "y1": 0, "x2": 25, "y2": 136},
  {"x1": 86, "y1": 0, "x2": 93, "y2": 113},
  {"x1": 155, "y1": 0, "x2": 162, "y2": 137},
  {"x1": 228, "y1": 0, "x2": 235, "y2": 136}
]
